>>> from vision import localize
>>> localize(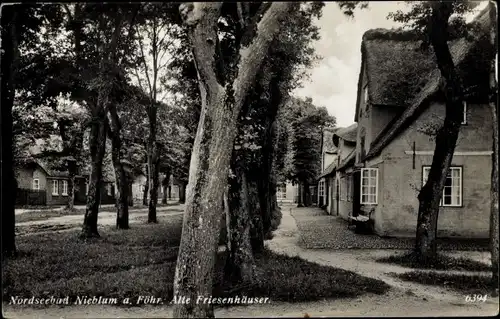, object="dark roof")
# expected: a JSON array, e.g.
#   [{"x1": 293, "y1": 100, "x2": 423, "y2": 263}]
[
  {"x1": 333, "y1": 123, "x2": 358, "y2": 144},
  {"x1": 318, "y1": 160, "x2": 337, "y2": 179},
  {"x1": 362, "y1": 5, "x2": 493, "y2": 161}
]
